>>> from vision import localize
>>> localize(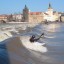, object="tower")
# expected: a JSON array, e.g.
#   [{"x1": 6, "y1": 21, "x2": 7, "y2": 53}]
[
  {"x1": 48, "y1": 3, "x2": 52, "y2": 9},
  {"x1": 47, "y1": 3, "x2": 53, "y2": 15},
  {"x1": 22, "y1": 5, "x2": 29, "y2": 22}
]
